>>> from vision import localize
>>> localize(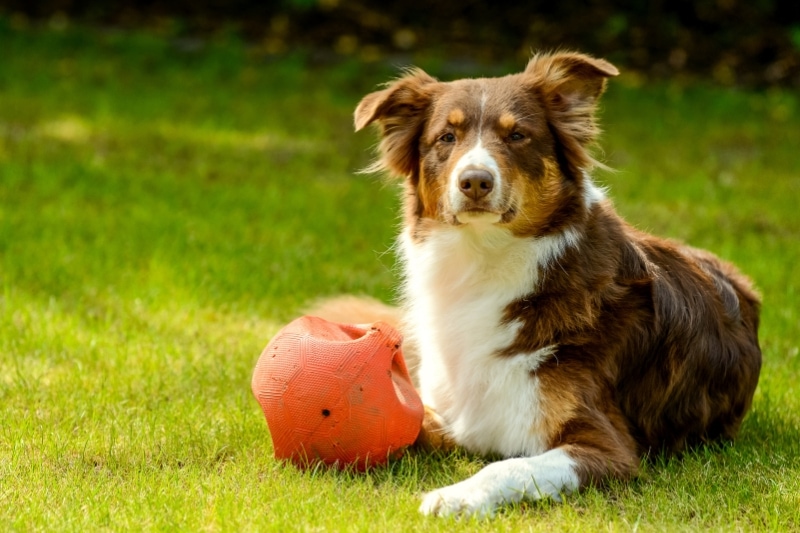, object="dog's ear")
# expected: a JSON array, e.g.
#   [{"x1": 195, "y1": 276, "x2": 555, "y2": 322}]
[
  {"x1": 525, "y1": 52, "x2": 619, "y2": 174},
  {"x1": 354, "y1": 68, "x2": 438, "y2": 178}
]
